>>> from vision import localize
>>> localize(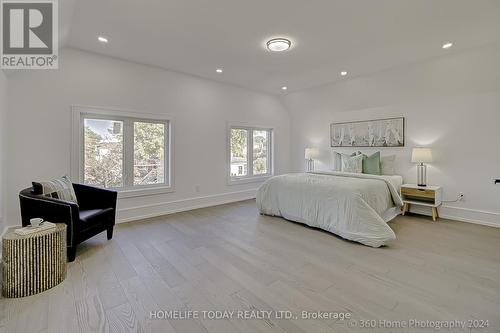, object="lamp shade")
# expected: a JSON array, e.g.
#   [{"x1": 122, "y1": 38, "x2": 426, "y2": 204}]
[
  {"x1": 305, "y1": 147, "x2": 320, "y2": 160},
  {"x1": 411, "y1": 147, "x2": 433, "y2": 163}
]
